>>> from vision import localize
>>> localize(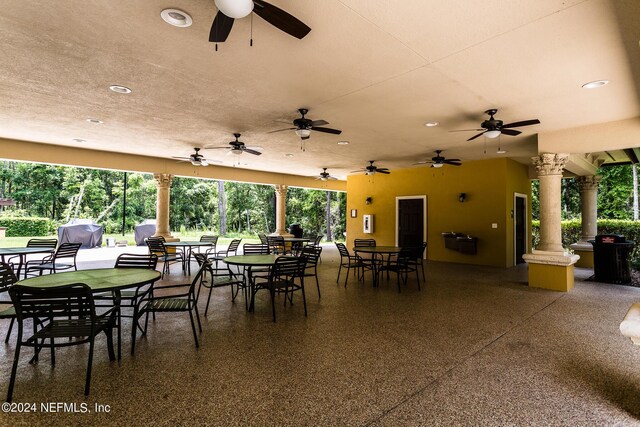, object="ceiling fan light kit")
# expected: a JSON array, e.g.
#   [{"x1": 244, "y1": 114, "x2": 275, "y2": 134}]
[
  {"x1": 214, "y1": 0, "x2": 253, "y2": 19},
  {"x1": 484, "y1": 130, "x2": 501, "y2": 139}
]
